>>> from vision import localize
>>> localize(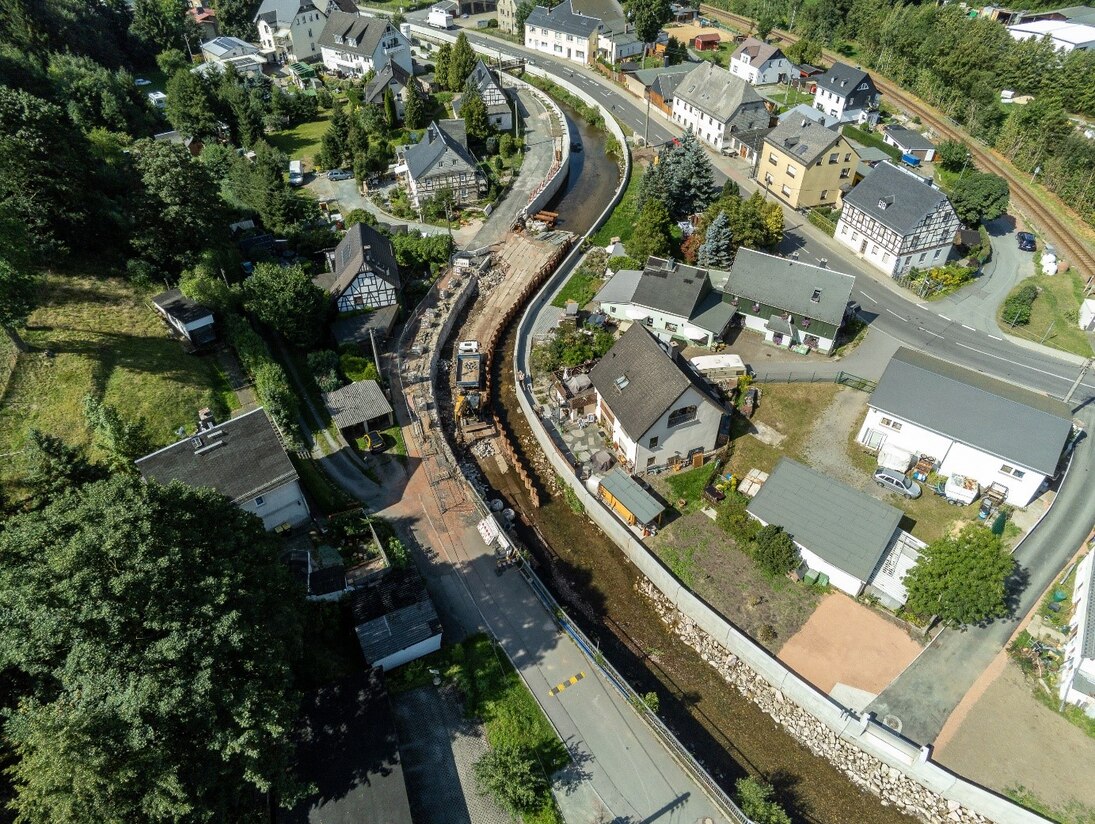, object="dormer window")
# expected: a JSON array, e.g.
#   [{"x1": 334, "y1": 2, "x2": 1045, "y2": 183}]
[
  {"x1": 878, "y1": 197, "x2": 892, "y2": 210},
  {"x1": 811, "y1": 289, "x2": 822, "y2": 303},
  {"x1": 614, "y1": 375, "x2": 630, "y2": 391}
]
